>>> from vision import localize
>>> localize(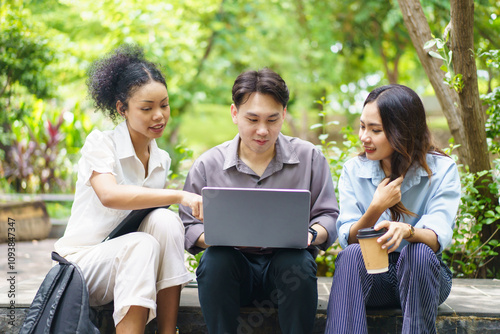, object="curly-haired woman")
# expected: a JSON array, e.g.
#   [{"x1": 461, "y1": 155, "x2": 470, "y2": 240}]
[{"x1": 55, "y1": 44, "x2": 202, "y2": 334}]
